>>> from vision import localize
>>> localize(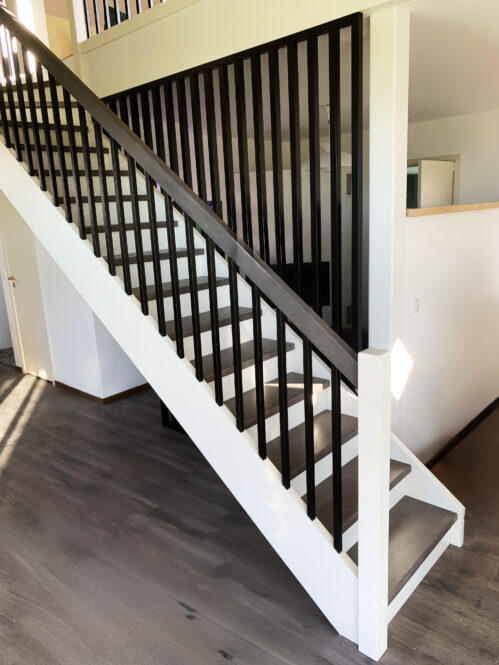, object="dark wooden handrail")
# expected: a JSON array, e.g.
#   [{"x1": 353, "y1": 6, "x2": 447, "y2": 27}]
[{"x1": 0, "y1": 3, "x2": 358, "y2": 386}]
